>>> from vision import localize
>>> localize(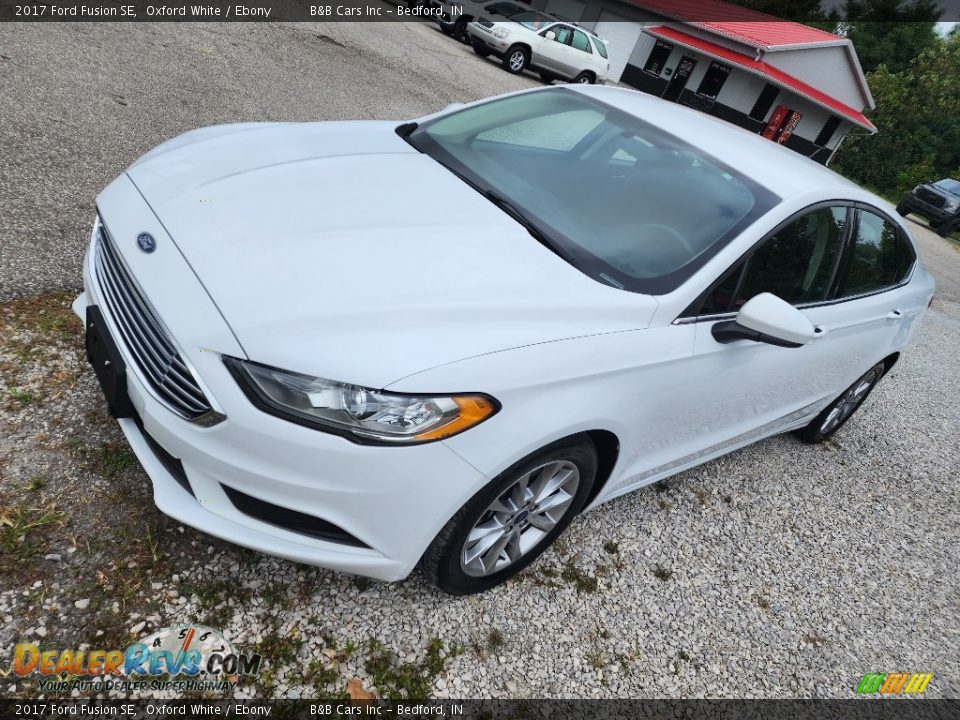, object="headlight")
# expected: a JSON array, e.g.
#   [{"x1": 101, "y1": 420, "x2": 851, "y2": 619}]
[
  {"x1": 224, "y1": 358, "x2": 498, "y2": 444},
  {"x1": 943, "y1": 197, "x2": 959, "y2": 213},
  {"x1": 491, "y1": 27, "x2": 509, "y2": 38}
]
